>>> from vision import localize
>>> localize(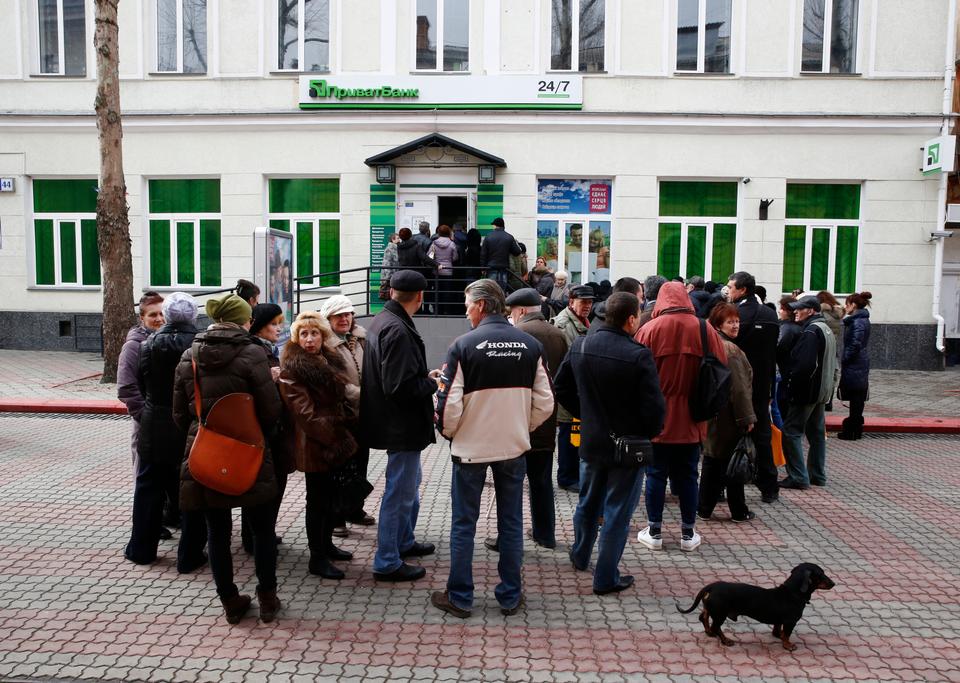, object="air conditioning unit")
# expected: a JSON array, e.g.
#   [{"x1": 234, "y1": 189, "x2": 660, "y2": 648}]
[{"x1": 948, "y1": 204, "x2": 960, "y2": 223}]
